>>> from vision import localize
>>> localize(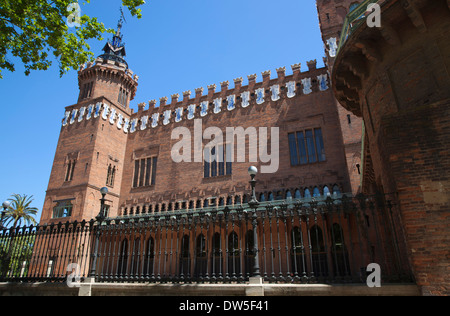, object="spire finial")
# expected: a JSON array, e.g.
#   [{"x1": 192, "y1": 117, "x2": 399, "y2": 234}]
[
  {"x1": 98, "y1": 7, "x2": 128, "y2": 67},
  {"x1": 116, "y1": 7, "x2": 126, "y2": 38}
]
